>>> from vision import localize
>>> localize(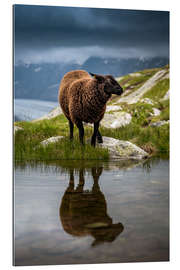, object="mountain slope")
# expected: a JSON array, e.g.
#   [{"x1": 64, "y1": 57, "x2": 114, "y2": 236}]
[{"x1": 14, "y1": 57, "x2": 169, "y2": 101}]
